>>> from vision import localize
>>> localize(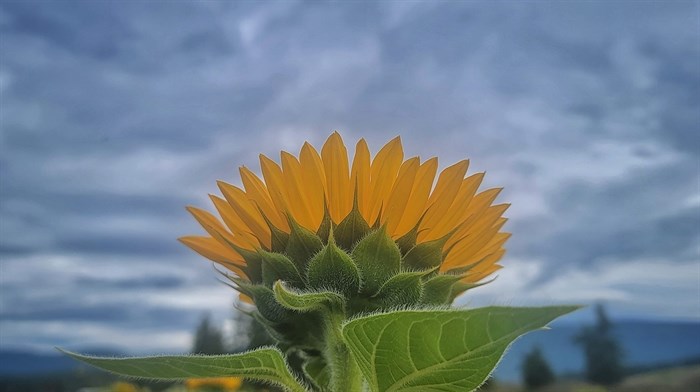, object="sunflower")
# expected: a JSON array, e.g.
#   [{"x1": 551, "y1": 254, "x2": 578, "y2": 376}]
[{"x1": 180, "y1": 132, "x2": 509, "y2": 308}]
